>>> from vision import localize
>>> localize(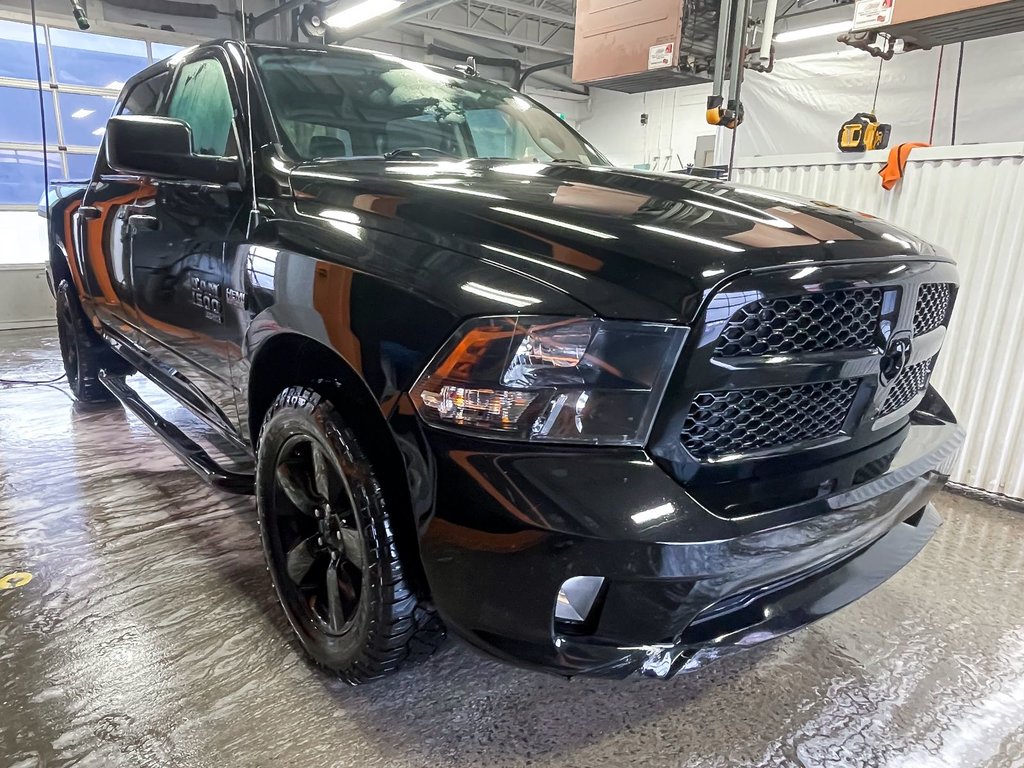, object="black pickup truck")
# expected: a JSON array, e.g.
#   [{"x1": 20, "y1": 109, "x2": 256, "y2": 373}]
[{"x1": 46, "y1": 39, "x2": 964, "y2": 684}]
